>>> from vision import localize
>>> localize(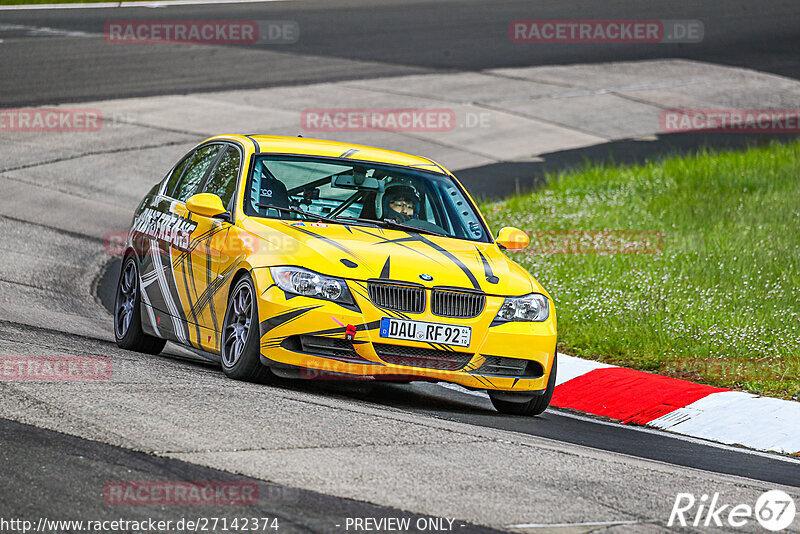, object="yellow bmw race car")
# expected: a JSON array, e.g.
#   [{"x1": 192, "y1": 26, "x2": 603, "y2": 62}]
[{"x1": 115, "y1": 135, "x2": 557, "y2": 415}]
